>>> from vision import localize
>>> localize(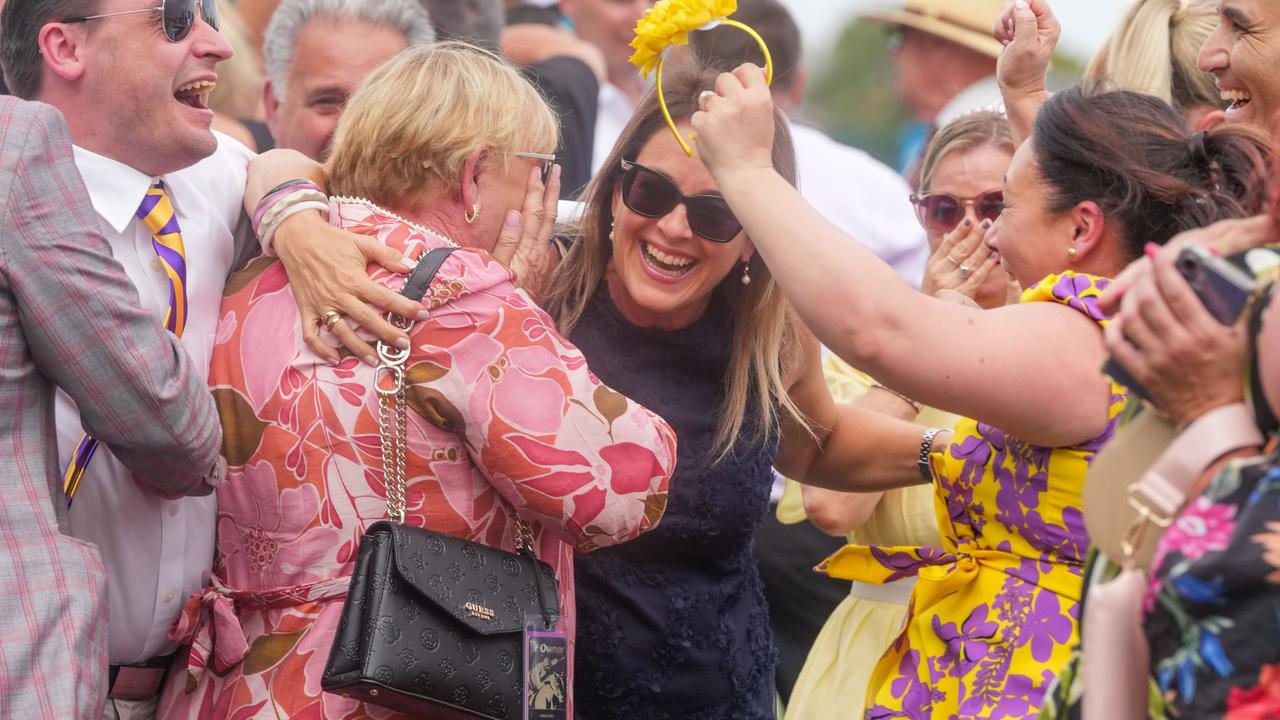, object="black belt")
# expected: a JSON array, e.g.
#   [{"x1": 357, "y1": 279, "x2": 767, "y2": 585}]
[{"x1": 108, "y1": 654, "x2": 175, "y2": 701}]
